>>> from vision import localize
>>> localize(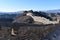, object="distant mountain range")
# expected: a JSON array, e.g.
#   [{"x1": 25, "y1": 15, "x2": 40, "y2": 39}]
[
  {"x1": 0, "y1": 9, "x2": 60, "y2": 20},
  {"x1": 45, "y1": 9, "x2": 60, "y2": 13},
  {"x1": 0, "y1": 9, "x2": 60, "y2": 14},
  {"x1": 0, "y1": 11, "x2": 23, "y2": 14}
]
